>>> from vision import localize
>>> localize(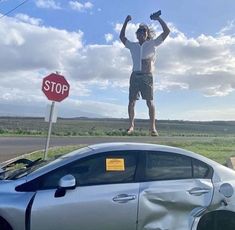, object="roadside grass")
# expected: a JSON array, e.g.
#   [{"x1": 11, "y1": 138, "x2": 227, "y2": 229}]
[
  {"x1": 2, "y1": 117, "x2": 235, "y2": 169},
  {"x1": 27, "y1": 145, "x2": 86, "y2": 161},
  {"x1": 90, "y1": 137, "x2": 235, "y2": 165},
  {"x1": 161, "y1": 139, "x2": 235, "y2": 165},
  {"x1": 1, "y1": 117, "x2": 235, "y2": 137},
  {"x1": 26, "y1": 138, "x2": 235, "y2": 165}
]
